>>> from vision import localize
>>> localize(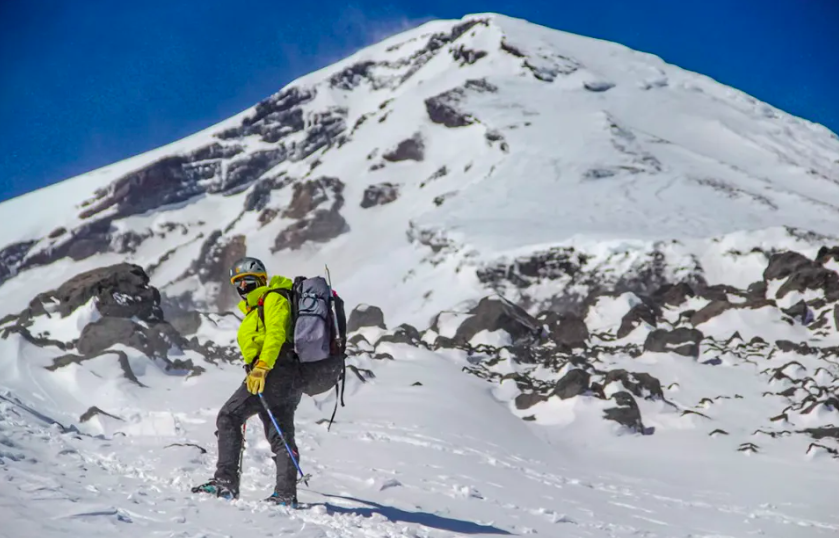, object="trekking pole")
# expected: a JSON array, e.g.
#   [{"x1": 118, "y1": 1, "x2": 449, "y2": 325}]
[{"x1": 257, "y1": 393, "x2": 310, "y2": 486}]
